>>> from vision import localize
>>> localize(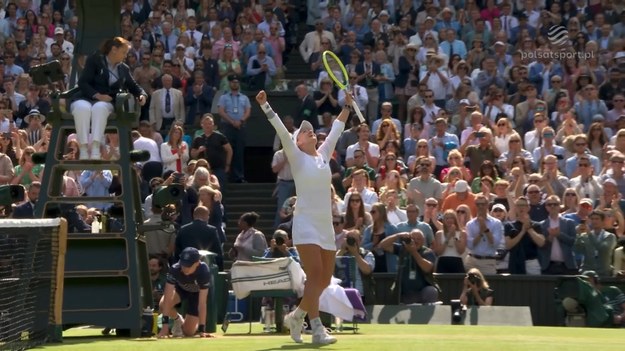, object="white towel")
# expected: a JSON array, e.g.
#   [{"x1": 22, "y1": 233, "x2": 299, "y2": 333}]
[{"x1": 319, "y1": 282, "x2": 356, "y2": 321}]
